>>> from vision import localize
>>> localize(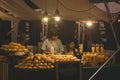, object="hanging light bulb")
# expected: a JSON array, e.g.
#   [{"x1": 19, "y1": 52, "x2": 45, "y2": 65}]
[
  {"x1": 86, "y1": 20, "x2": 93, "y2": 26},
  {"x1": 42, "y1": 11, "x2": 49, "y2": 22},
  {"x1": 54, "y1": 9, "x2": 61, "y2": 21},
  {"x1": 85, "y1": 3, "x2": 93, "y2": 27},
  {"x1": 118, "y1": 18, "x2": 120, "y2": 22},
  {"x1": 54, "y1": 0, "x2": 61, "y2": 22},
  {"x1": 42, "y1": 0, "x2": 49, "y2": 22},
  {"x1": 54, "y1": 16, "x2": 60, "y2": 21},
  {"x1": 43, "y1": 17, "x2": 49, "y2": 22}
]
